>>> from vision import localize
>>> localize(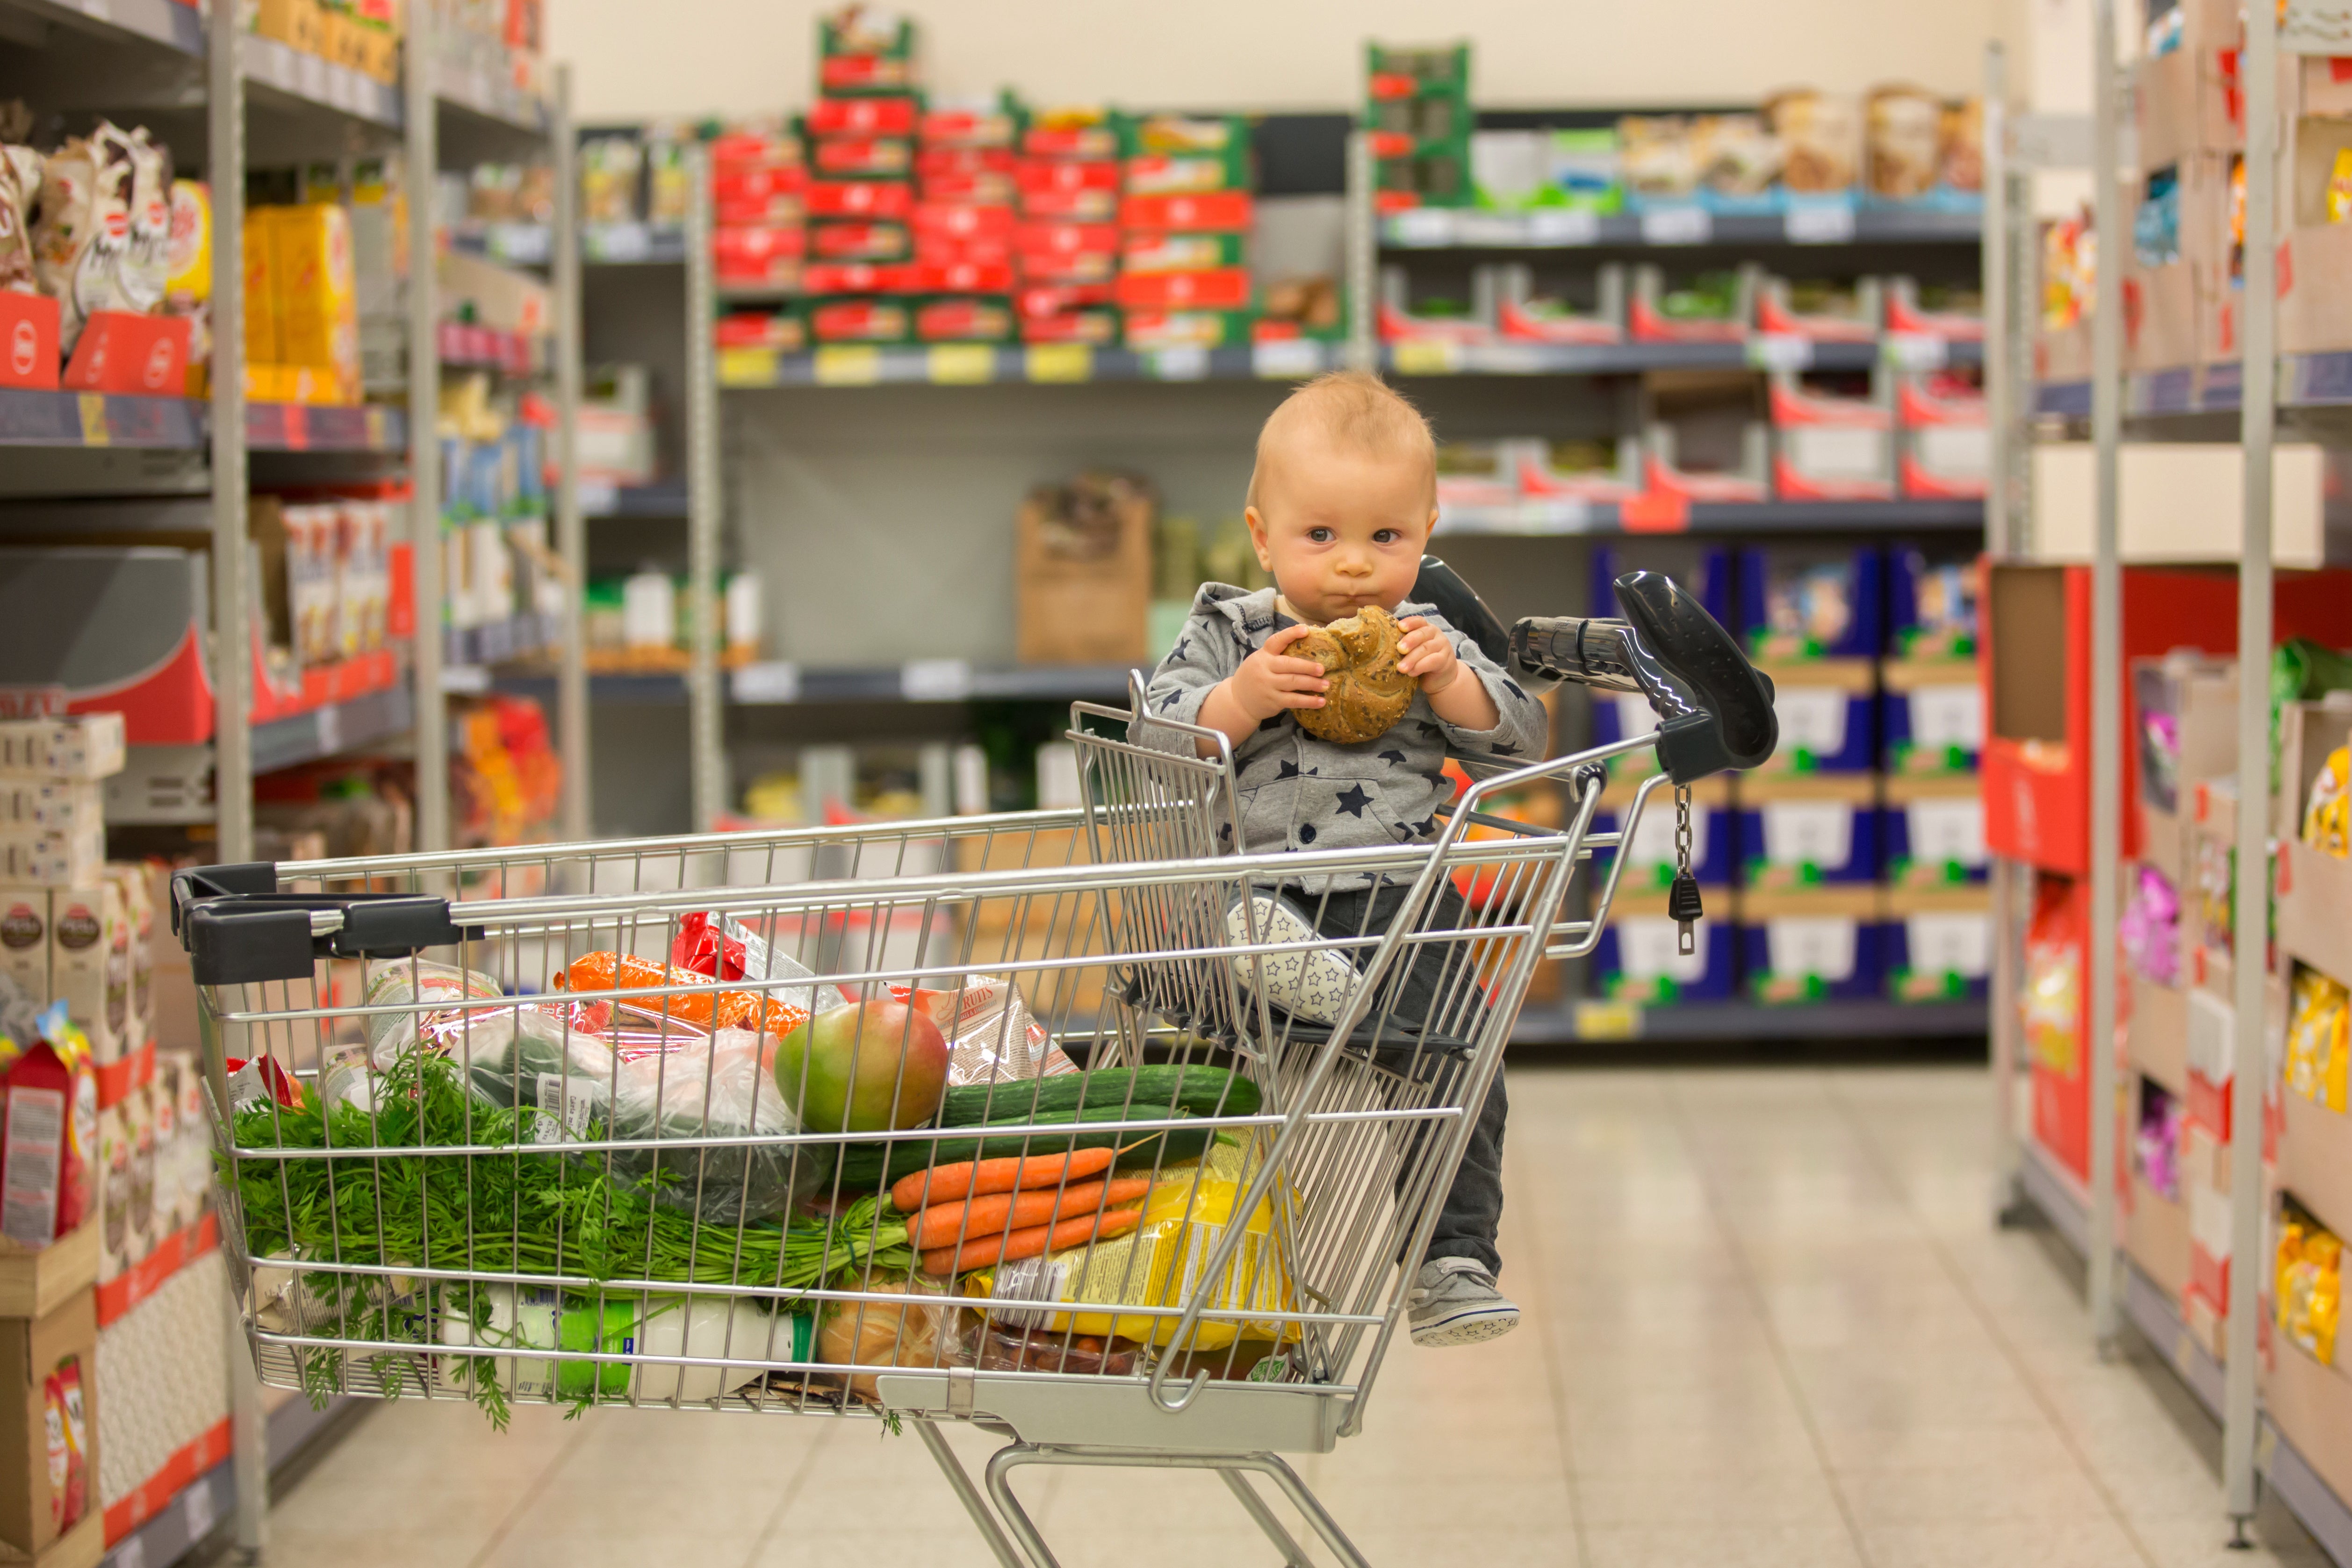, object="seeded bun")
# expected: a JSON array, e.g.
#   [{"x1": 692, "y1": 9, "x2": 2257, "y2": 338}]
[{"x1": 1293, "y1": 604, "x2": 1418, "y2": 745}]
